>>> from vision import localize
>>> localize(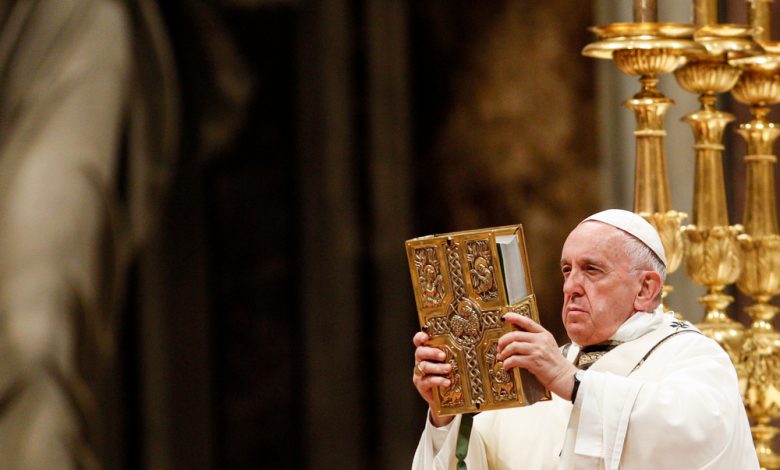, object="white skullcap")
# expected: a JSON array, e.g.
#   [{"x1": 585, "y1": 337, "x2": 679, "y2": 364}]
[{"x1": 581, "y1": 209, "x2": 667, "y2": 267}]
